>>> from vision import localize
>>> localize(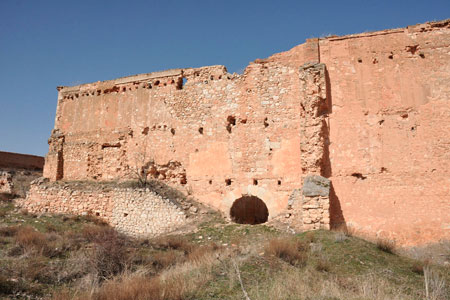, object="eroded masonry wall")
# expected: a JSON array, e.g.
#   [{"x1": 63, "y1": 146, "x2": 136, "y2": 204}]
[
  {"x1": 45, "y1": 64, "x2": 304, "y2": 219},
  {"x1": 268, "y1": 20, "x2": 450, "y2": 245}
]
